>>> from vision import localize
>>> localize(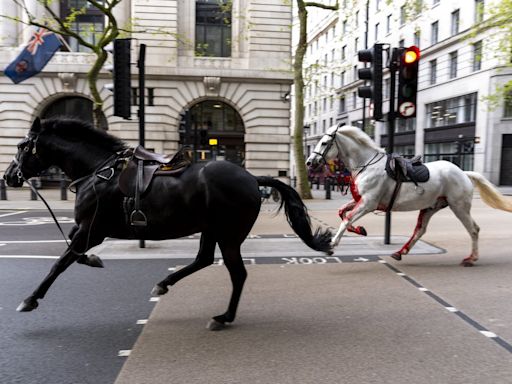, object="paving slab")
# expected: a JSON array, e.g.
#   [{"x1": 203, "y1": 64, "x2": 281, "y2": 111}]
[{"x1": 115, "y1": 264, "x2": 512, "y2": 384}]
